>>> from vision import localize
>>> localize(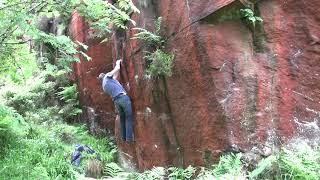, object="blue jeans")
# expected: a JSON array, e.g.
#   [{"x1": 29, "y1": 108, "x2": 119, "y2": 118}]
[{"x1": 114, "y1": 95, "x2": 133, "y2": 141}]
